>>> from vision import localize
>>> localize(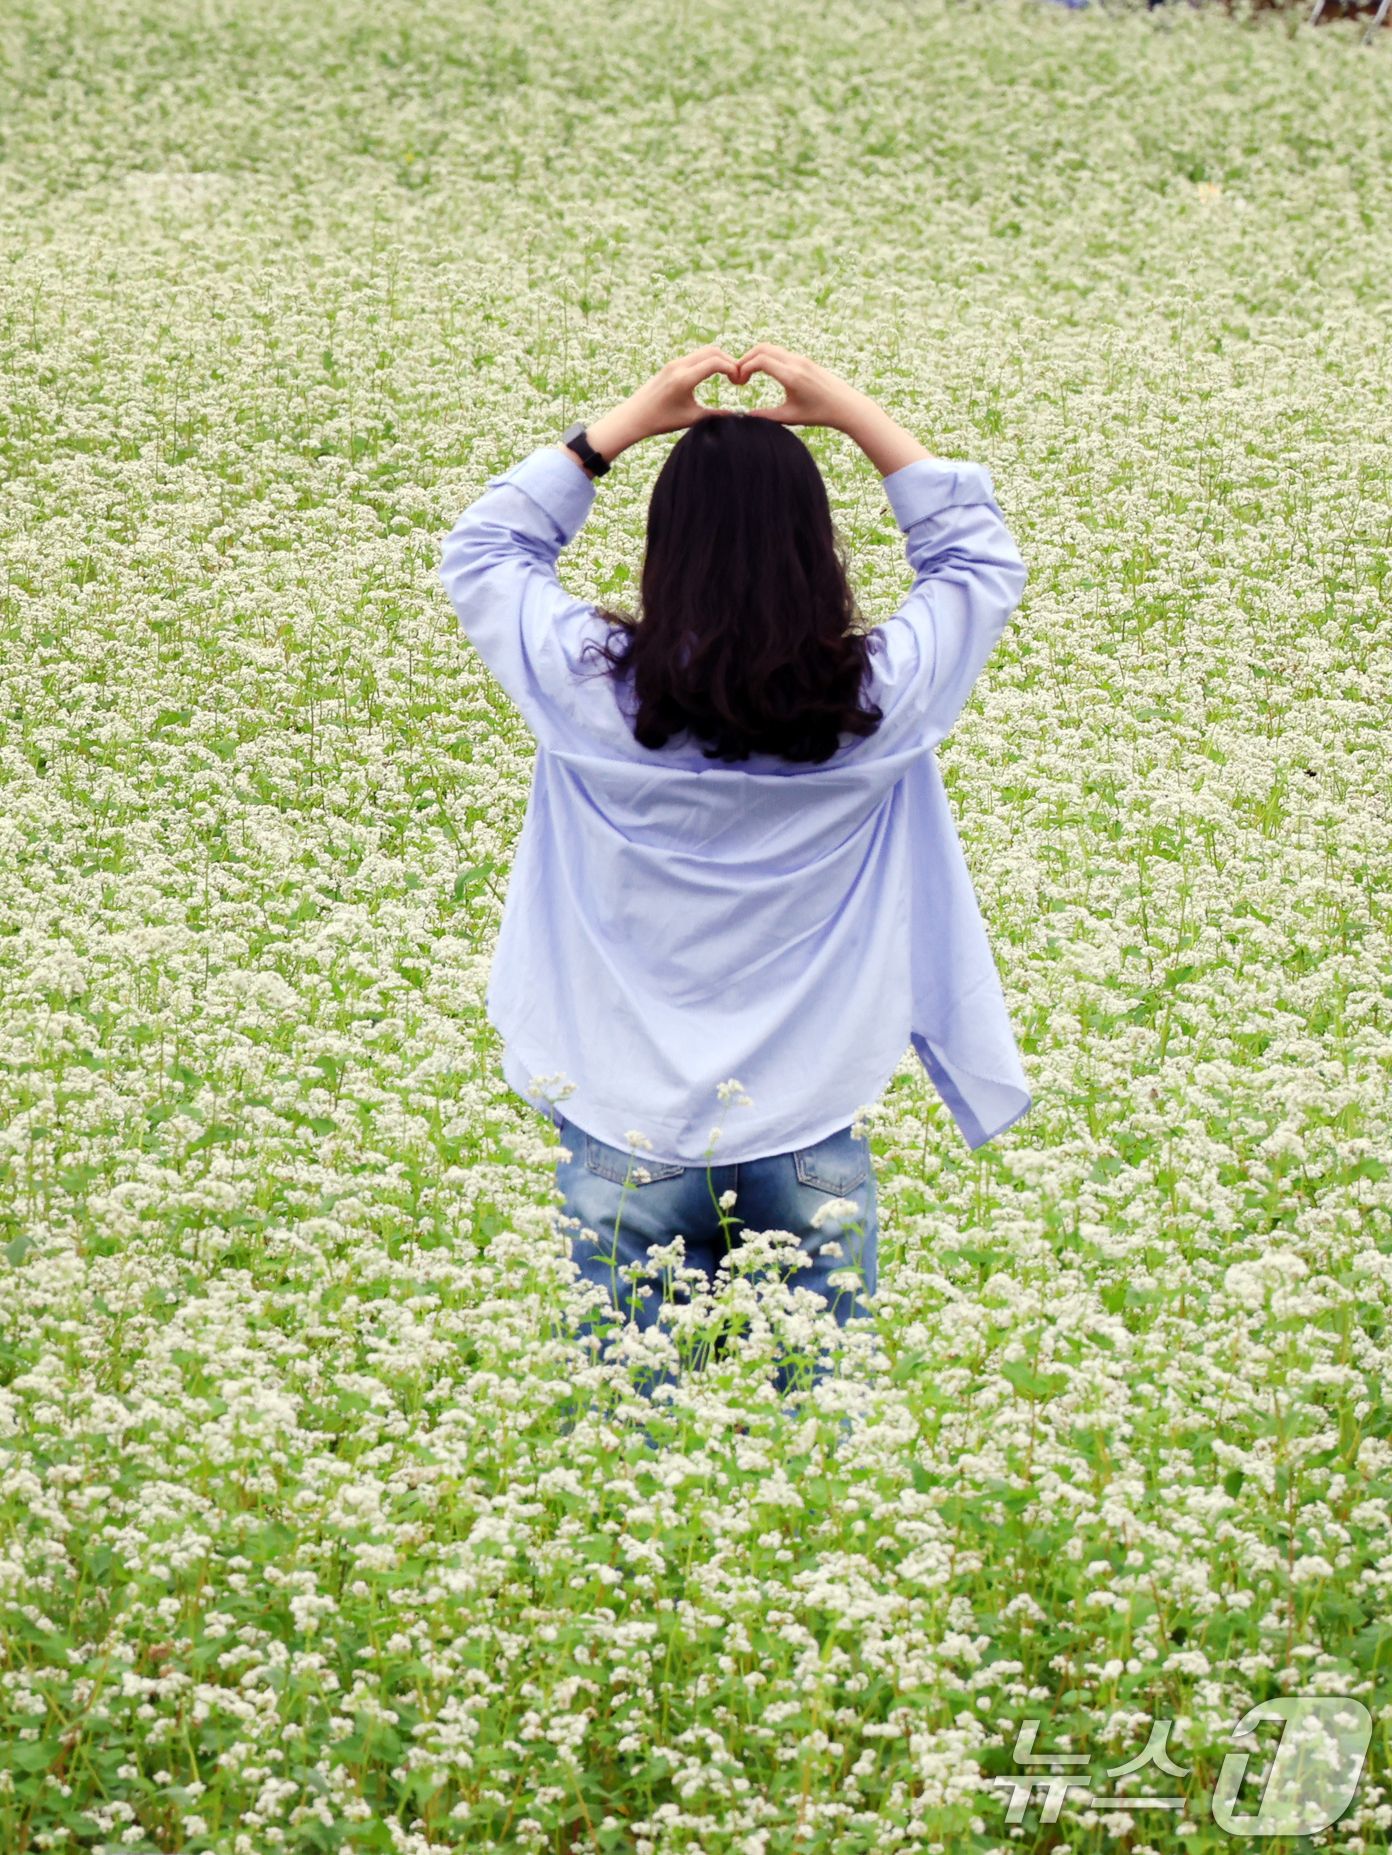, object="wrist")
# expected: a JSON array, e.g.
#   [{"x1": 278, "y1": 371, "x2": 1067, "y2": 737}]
[
  {"x1": 582, "y1": 402, "x2": 646, "y2": 466},
  {"x1": 829, "y1": 388, "x2": 887, "y2": 443},
  {"x1": 839, "y1": 399, "x2": 932, "y2": 476},
  {"x1": 832, "y1": 384, "x2": 873, "y2": 422}
]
